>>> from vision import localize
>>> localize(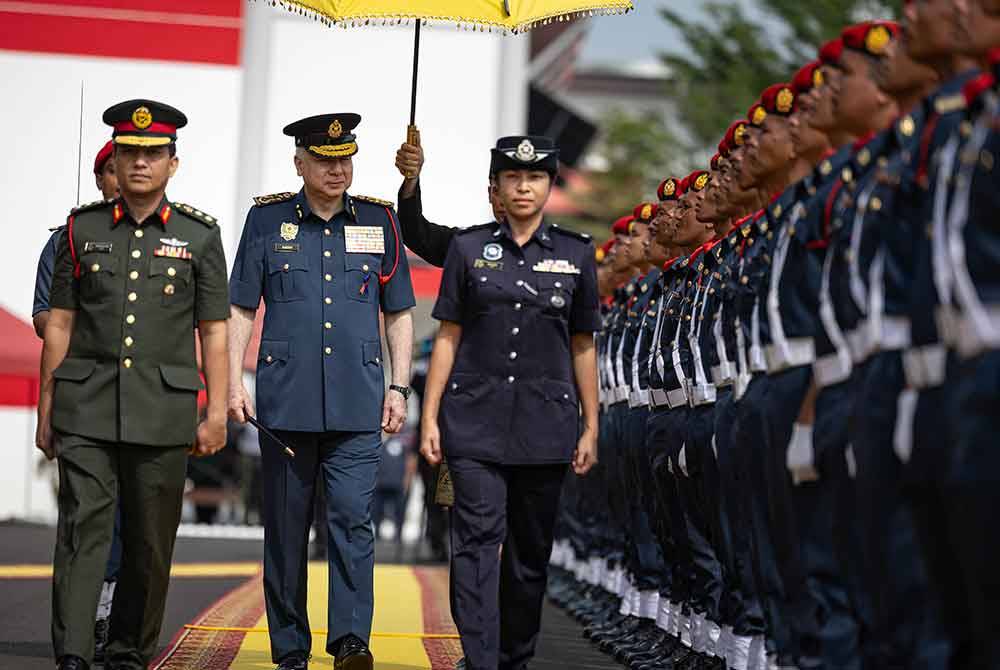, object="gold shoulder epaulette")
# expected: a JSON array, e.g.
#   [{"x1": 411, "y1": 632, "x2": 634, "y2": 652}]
[
  {"x1": 353, "y1": 194, "x2": 394, "y2": 208},
  {"x1": 172, "y1": 202, "x2": 217, "y2": 227},
  {"x1": 70, "y1": 199, "x2": 113, "y2": 216},
  {"x1": 935, "y1": 93, "x2": 967, "y2": 115},
  {"x1": 253, "y1": 192, "x2": 296, "y2": 207}
]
